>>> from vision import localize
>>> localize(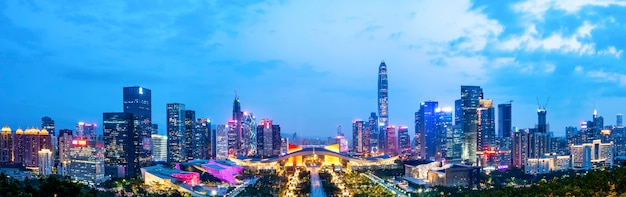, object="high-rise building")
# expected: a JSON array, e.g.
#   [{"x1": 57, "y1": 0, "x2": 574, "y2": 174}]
[
  {"x1": 215, "y1": 125, "x2": 229, "y2": 160},
  {"x1": 618, "y1": 114, "x2": 623, "y2": 127},
  {"x1": 38, "y1": 149, "x2": 53, "y2": 176},
  {"x1": 76, "y1": 122, "x2": 97, "y2": 138},
  {"x1": 363, "y1": 119, "x2": 371, "y2": 157},
  {"x1": 151, "y1": 134, "x2": 167, "y2": 162},
  {"x1": 166, "y1": 103, "x2": 186, "y2": 164},
  {"x1": 0, "y1": 126, "x2": 12, "y2": 163},
  {"x1": 280, "y1": 138, "x2": 289, "y2": 155},
  {"x1": 124, "y1": 86, "x2": 153, "y2": 171},
  {"x1": 69, "y1": 135, "x2": 105, "y2": 185},
  {"x1": 461, "y1": 85, "x2": 483, "y2": 164},
  {"x1": 537, "y1": 109, "x2": 549, "y2": 133},
  {"x1": 497, "y1": 103, "x2": 512, "y2": 138},
  {"x1": 436, "y1": 108, "x2": 453, "y2": 161},
  {"x1": 367, "y1": 113, "x2": 379, "y2": 155},
  {"x1": 378, "y1": 61, "x2": 389, "y2": 137},
  {"x1": 478, "y1": 100, "x2": 496, "y2": 152},
  {"x1": 227, "y1": 120, "x2": 238, "y2": 157},
  {"x1": 184, "y1": 110, "x2": 196, "y2": 160},
  {"x1": 58, "y1": 129, "x2": 73, "y2": 176},
  {"x1": 242, "y1": 112, "x2": 256, "y2": 156},
  {"x1": 398, "y1": 126, "x2": 411, "y2": 157},
  {"x1": 103, "y1": 112, "x2": 135, "y2": 178},
  {"x1": 416, "y1": 101, "x2": 438, "y2": 160},
  {"x1": 193, "y1": 118, "x2": 211, "y2": 160},
  {"x1": 352, "y1": 120, "x2": 365, "y2": 156},
  {"x1": 13, "y1": 128, "x2": 52, "y2": 168},
  {"x1": 232, "y1": 94, "x2": 244, "y2": 155},
  {"x1": 41, "y1": 117, "x2": 55, "y2": 136},
  {"x1": 256, "y1": 119, "x2": 281, "y2": 158},
  {"x1": 385, "y1": 126, "x2": 397, "y2": 156},
  {"x1": 151, "y1": 124, "x2": 158, "y2": 135},
  {"x1": 512, "y1": 129, "x2": 528, "y2": 168},
  {"x1": 571, "y1": 140, "x2": 613, "y2": 169}
]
